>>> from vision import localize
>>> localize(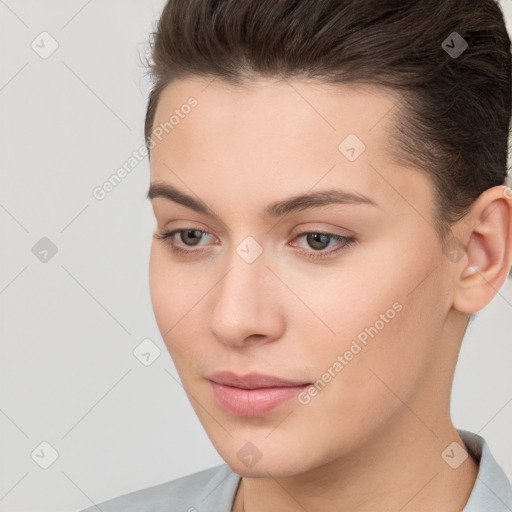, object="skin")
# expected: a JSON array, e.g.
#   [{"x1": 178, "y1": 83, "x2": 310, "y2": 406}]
[{"x1": 147, "y1": 76, "x2": 512, "y2": 511}]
